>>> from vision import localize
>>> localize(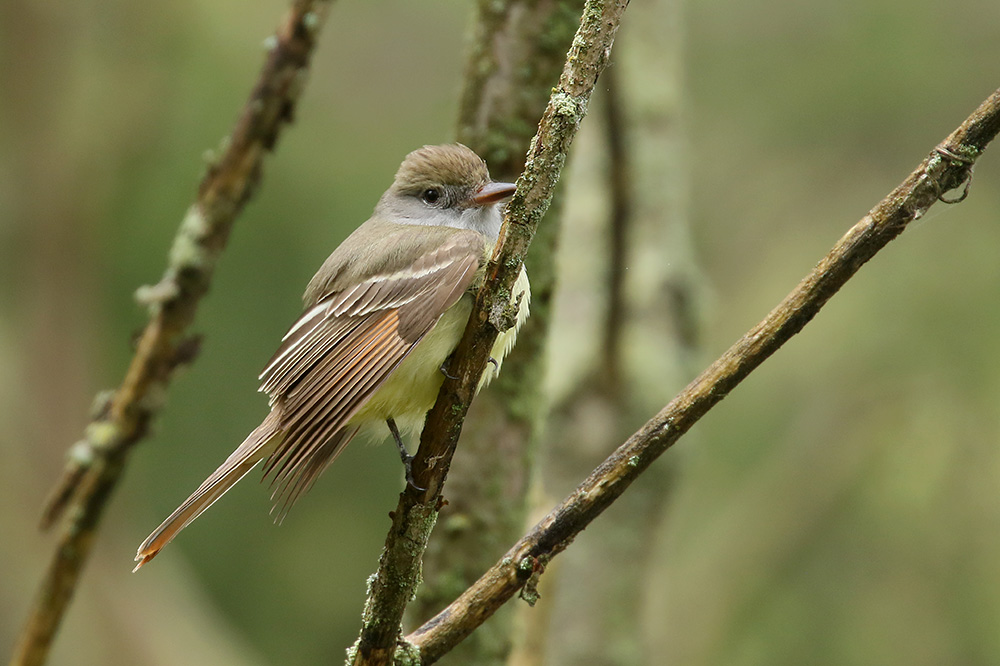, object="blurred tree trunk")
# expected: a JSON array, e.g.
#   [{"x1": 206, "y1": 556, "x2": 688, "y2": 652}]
[
  {"x1": 2, "y1": 0, "x2": 101, "y2": 490},
  {"x1": 405, "y1": 2, "x2": 583, "y2": 664},
  {"x1": 1, "y1": 14, "x2": 102, "y2": 661},
  {"x1": 513, "y1": 0, "x2": 700, "y2": 662}
]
